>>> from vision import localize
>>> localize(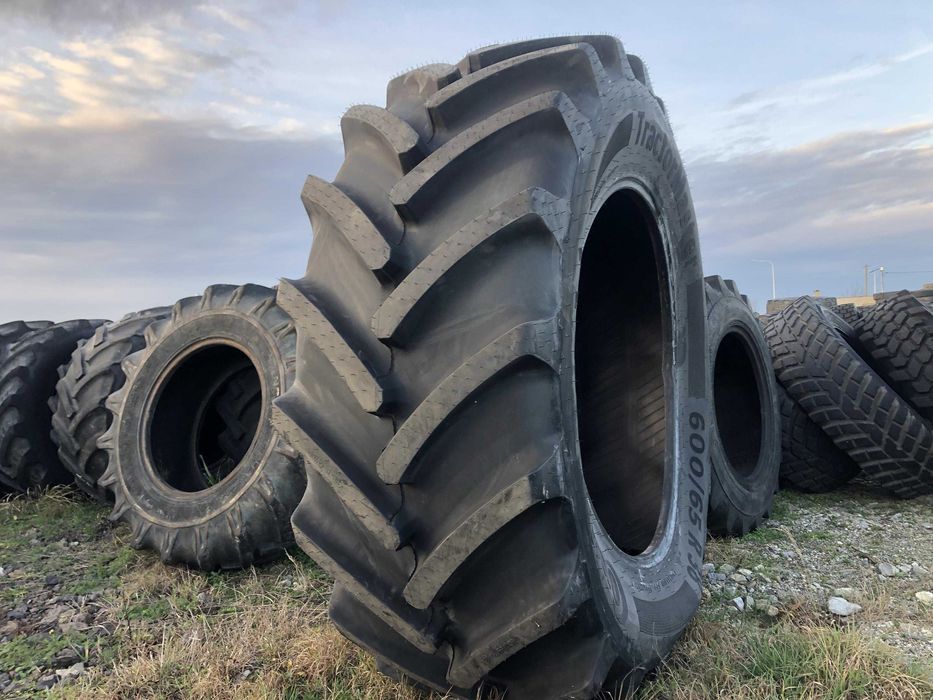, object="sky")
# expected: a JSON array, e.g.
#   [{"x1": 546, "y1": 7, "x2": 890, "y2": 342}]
[{"x1": 0, "y1": 0, "x2": 931, "y2": 319}]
